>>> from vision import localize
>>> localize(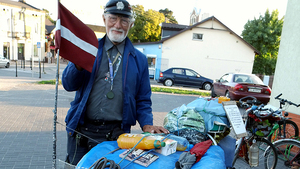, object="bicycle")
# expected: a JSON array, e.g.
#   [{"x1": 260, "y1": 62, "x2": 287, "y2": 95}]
[
  {"x1": 266, "y1": 138, "x2": 300, "y2": 168},
  {"x1": 263, "y1": 93, "x2": 300, "y2": 142},
  {"x1": 232, "y1": 96, "x2": 278, "y2": 169}
]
